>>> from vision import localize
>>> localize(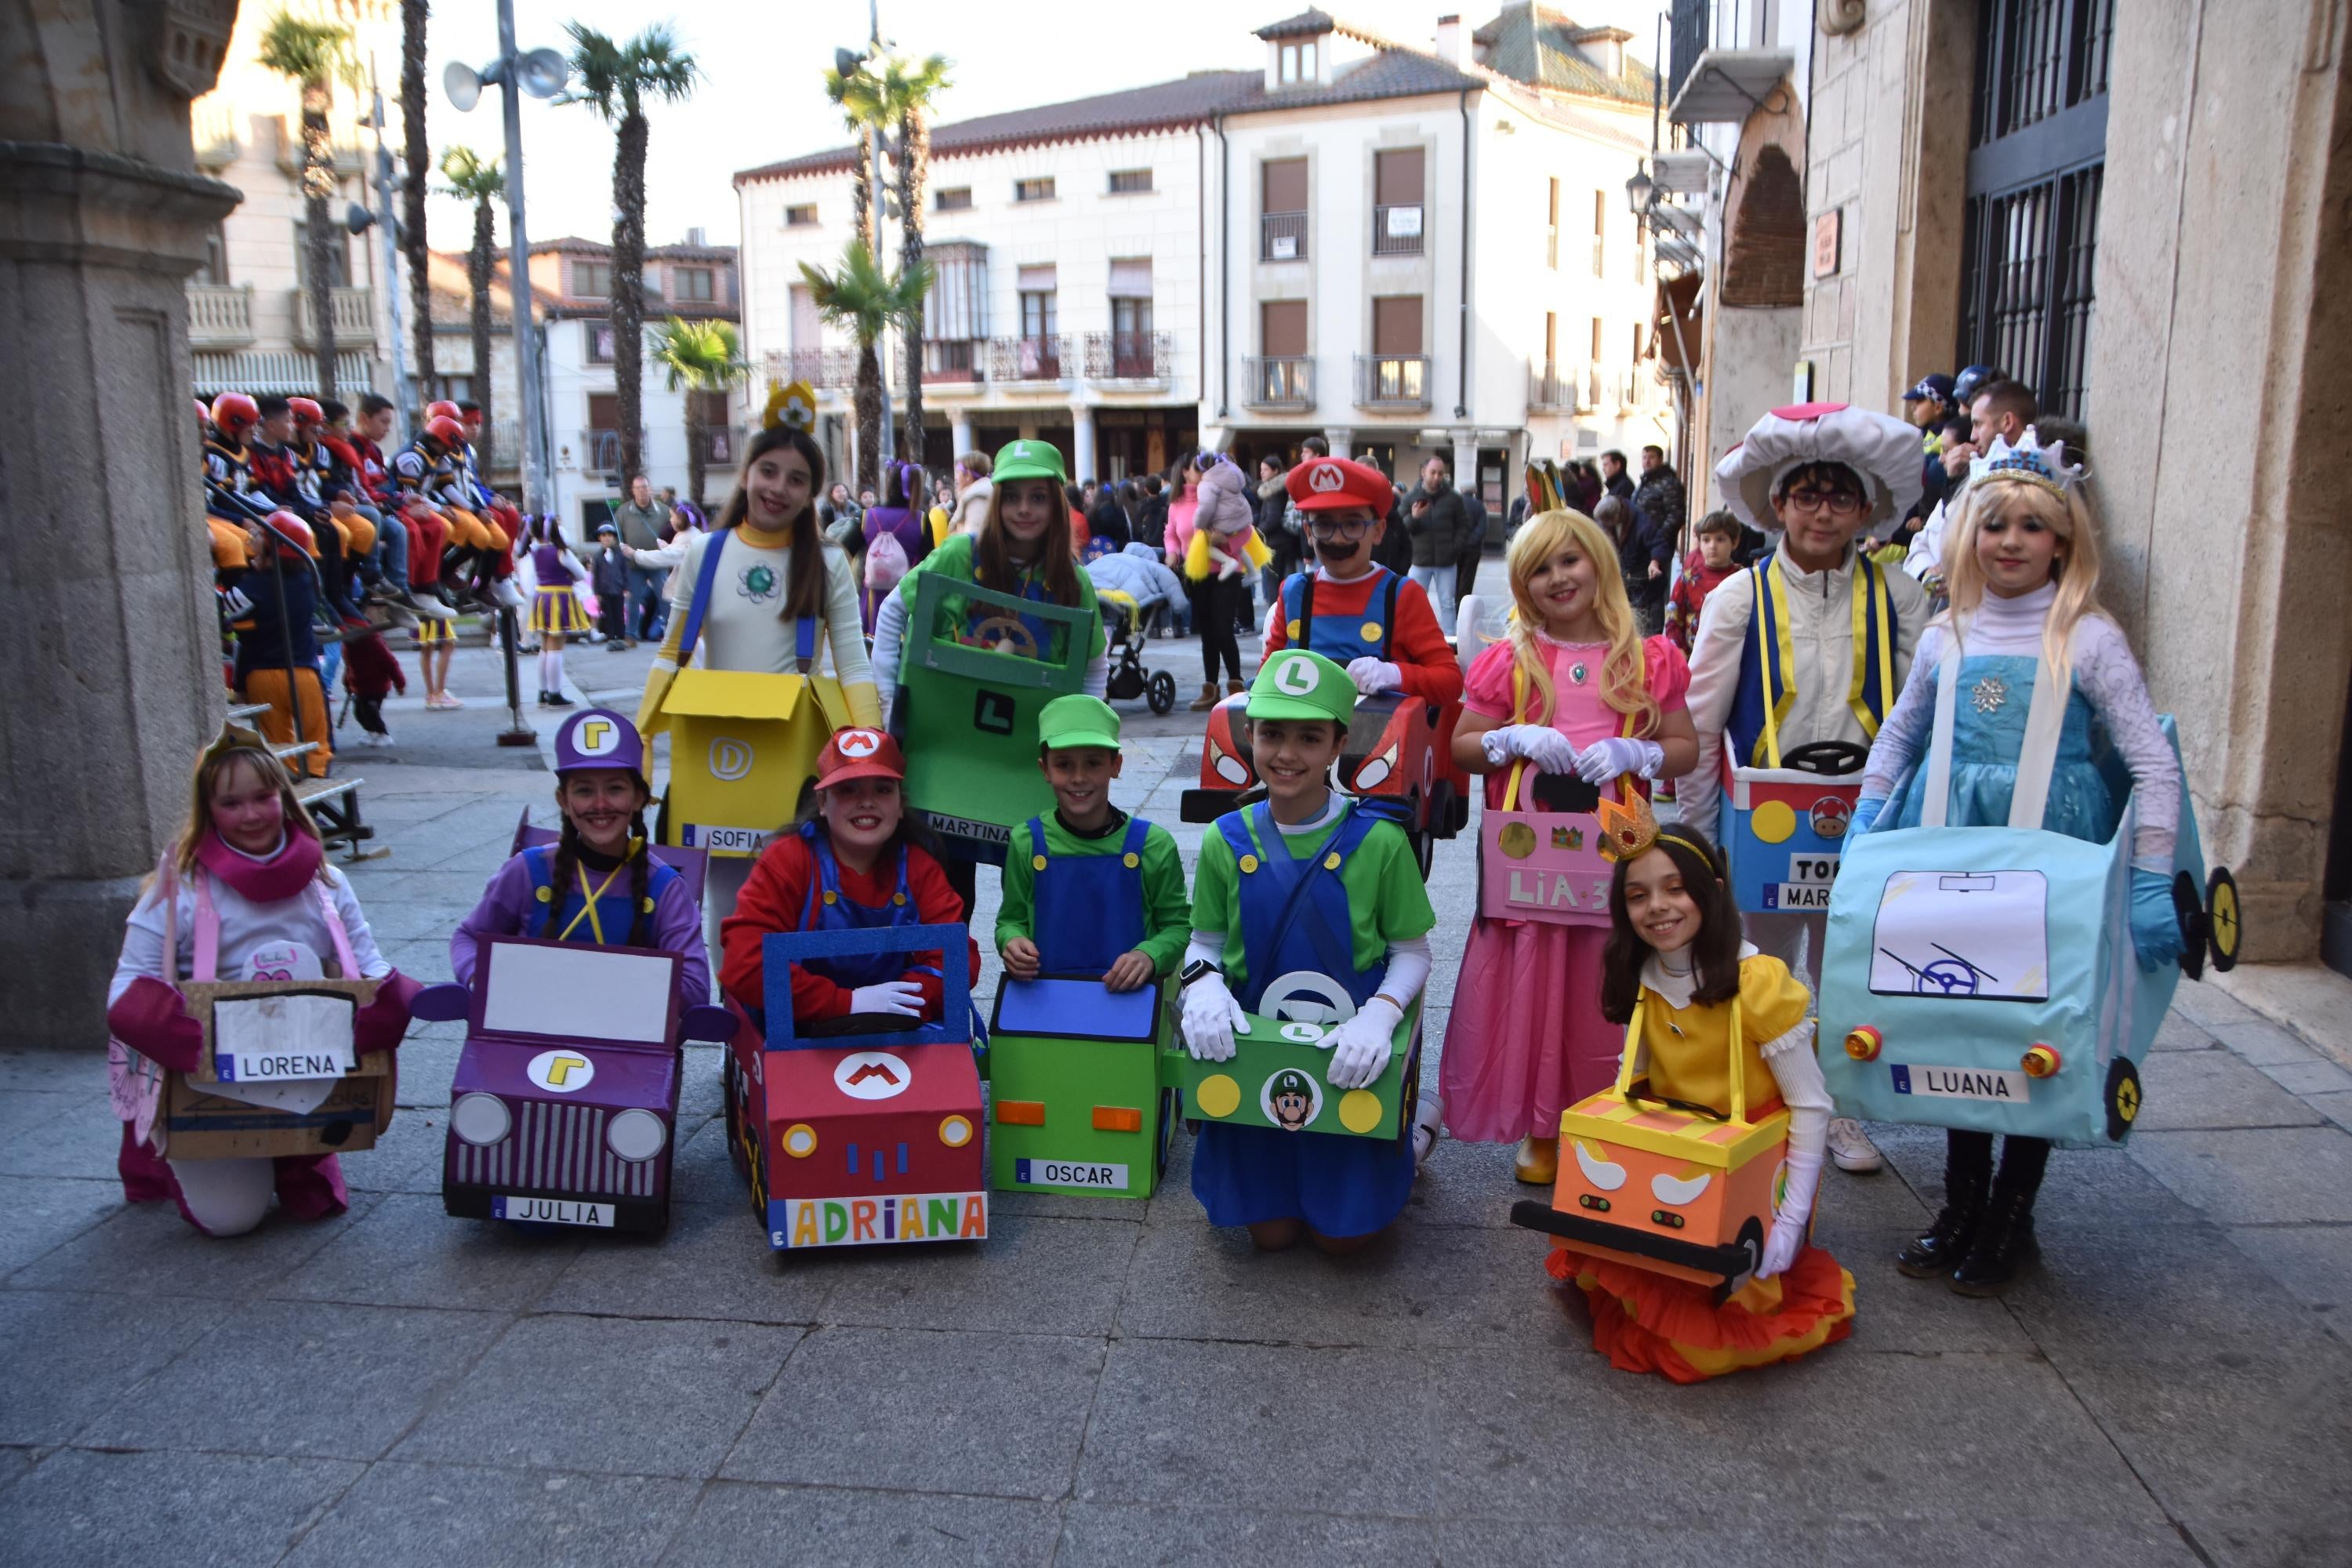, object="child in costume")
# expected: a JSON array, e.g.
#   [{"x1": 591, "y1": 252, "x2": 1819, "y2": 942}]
[
  {"x1": 1851, "y1": 433, "x2": 2182, "y2": 1294},
  {"x1": 1445, "y1": 510, "x2": 1697, "y2": 1183},
  {"x1": 996, "y1": 695, "x2": 1191, "y2": 991},
  {"x1": 526, "y1": 518, "x2": 588, "y2": 707},
  {"x1": 720, "y1": 727, "x2": 979, "y2": 1031},
  {"x1": 591, "y1": 523, "x2": 632, "y2": 648},
  {"x1": 636, "y1": 383, "x2": 883, "y2": 938},
  {"x1": 1681, "y1": 403, "x2": 1932, "y2": 1175},
  {"x1": 1179, "y1": 649, "x2": 1437, "y2": 1251},
  {"x1": 1664, "y1": 510, "x2": 1742, "y2": 656},
  {"x1": 859, "y1": 460, "x2": 931, "y2": 633},
  {"x1": 227, "y1": 509, "x2": 335, "y2": 779},
  {"x1": 450, "y1": 707, "x2": 710, "y2": 998},
  {"x1": 105, "y1": 728, "x2": 419, "y2": 1236},
  {"x1": 1548, "y1": 811, "x2": 1852, "y2": 1381},
  {"x1": 1258, "y1": 454, "x2": 1464, "y2": 711}
]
